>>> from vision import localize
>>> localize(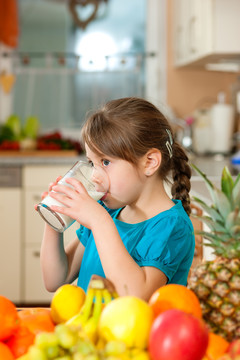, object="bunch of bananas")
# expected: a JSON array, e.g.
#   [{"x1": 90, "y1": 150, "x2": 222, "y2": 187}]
[{"x1": 67, "y1": 276, "x2": 118, "y2": 343}]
